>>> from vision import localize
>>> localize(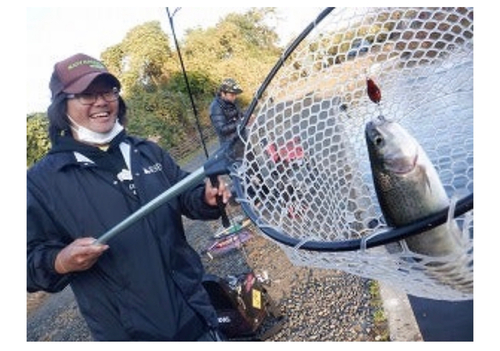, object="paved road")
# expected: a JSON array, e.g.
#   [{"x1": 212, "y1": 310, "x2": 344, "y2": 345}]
[{"x1": 409, "y1": 297, "x2": 473, "y2": 341}]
